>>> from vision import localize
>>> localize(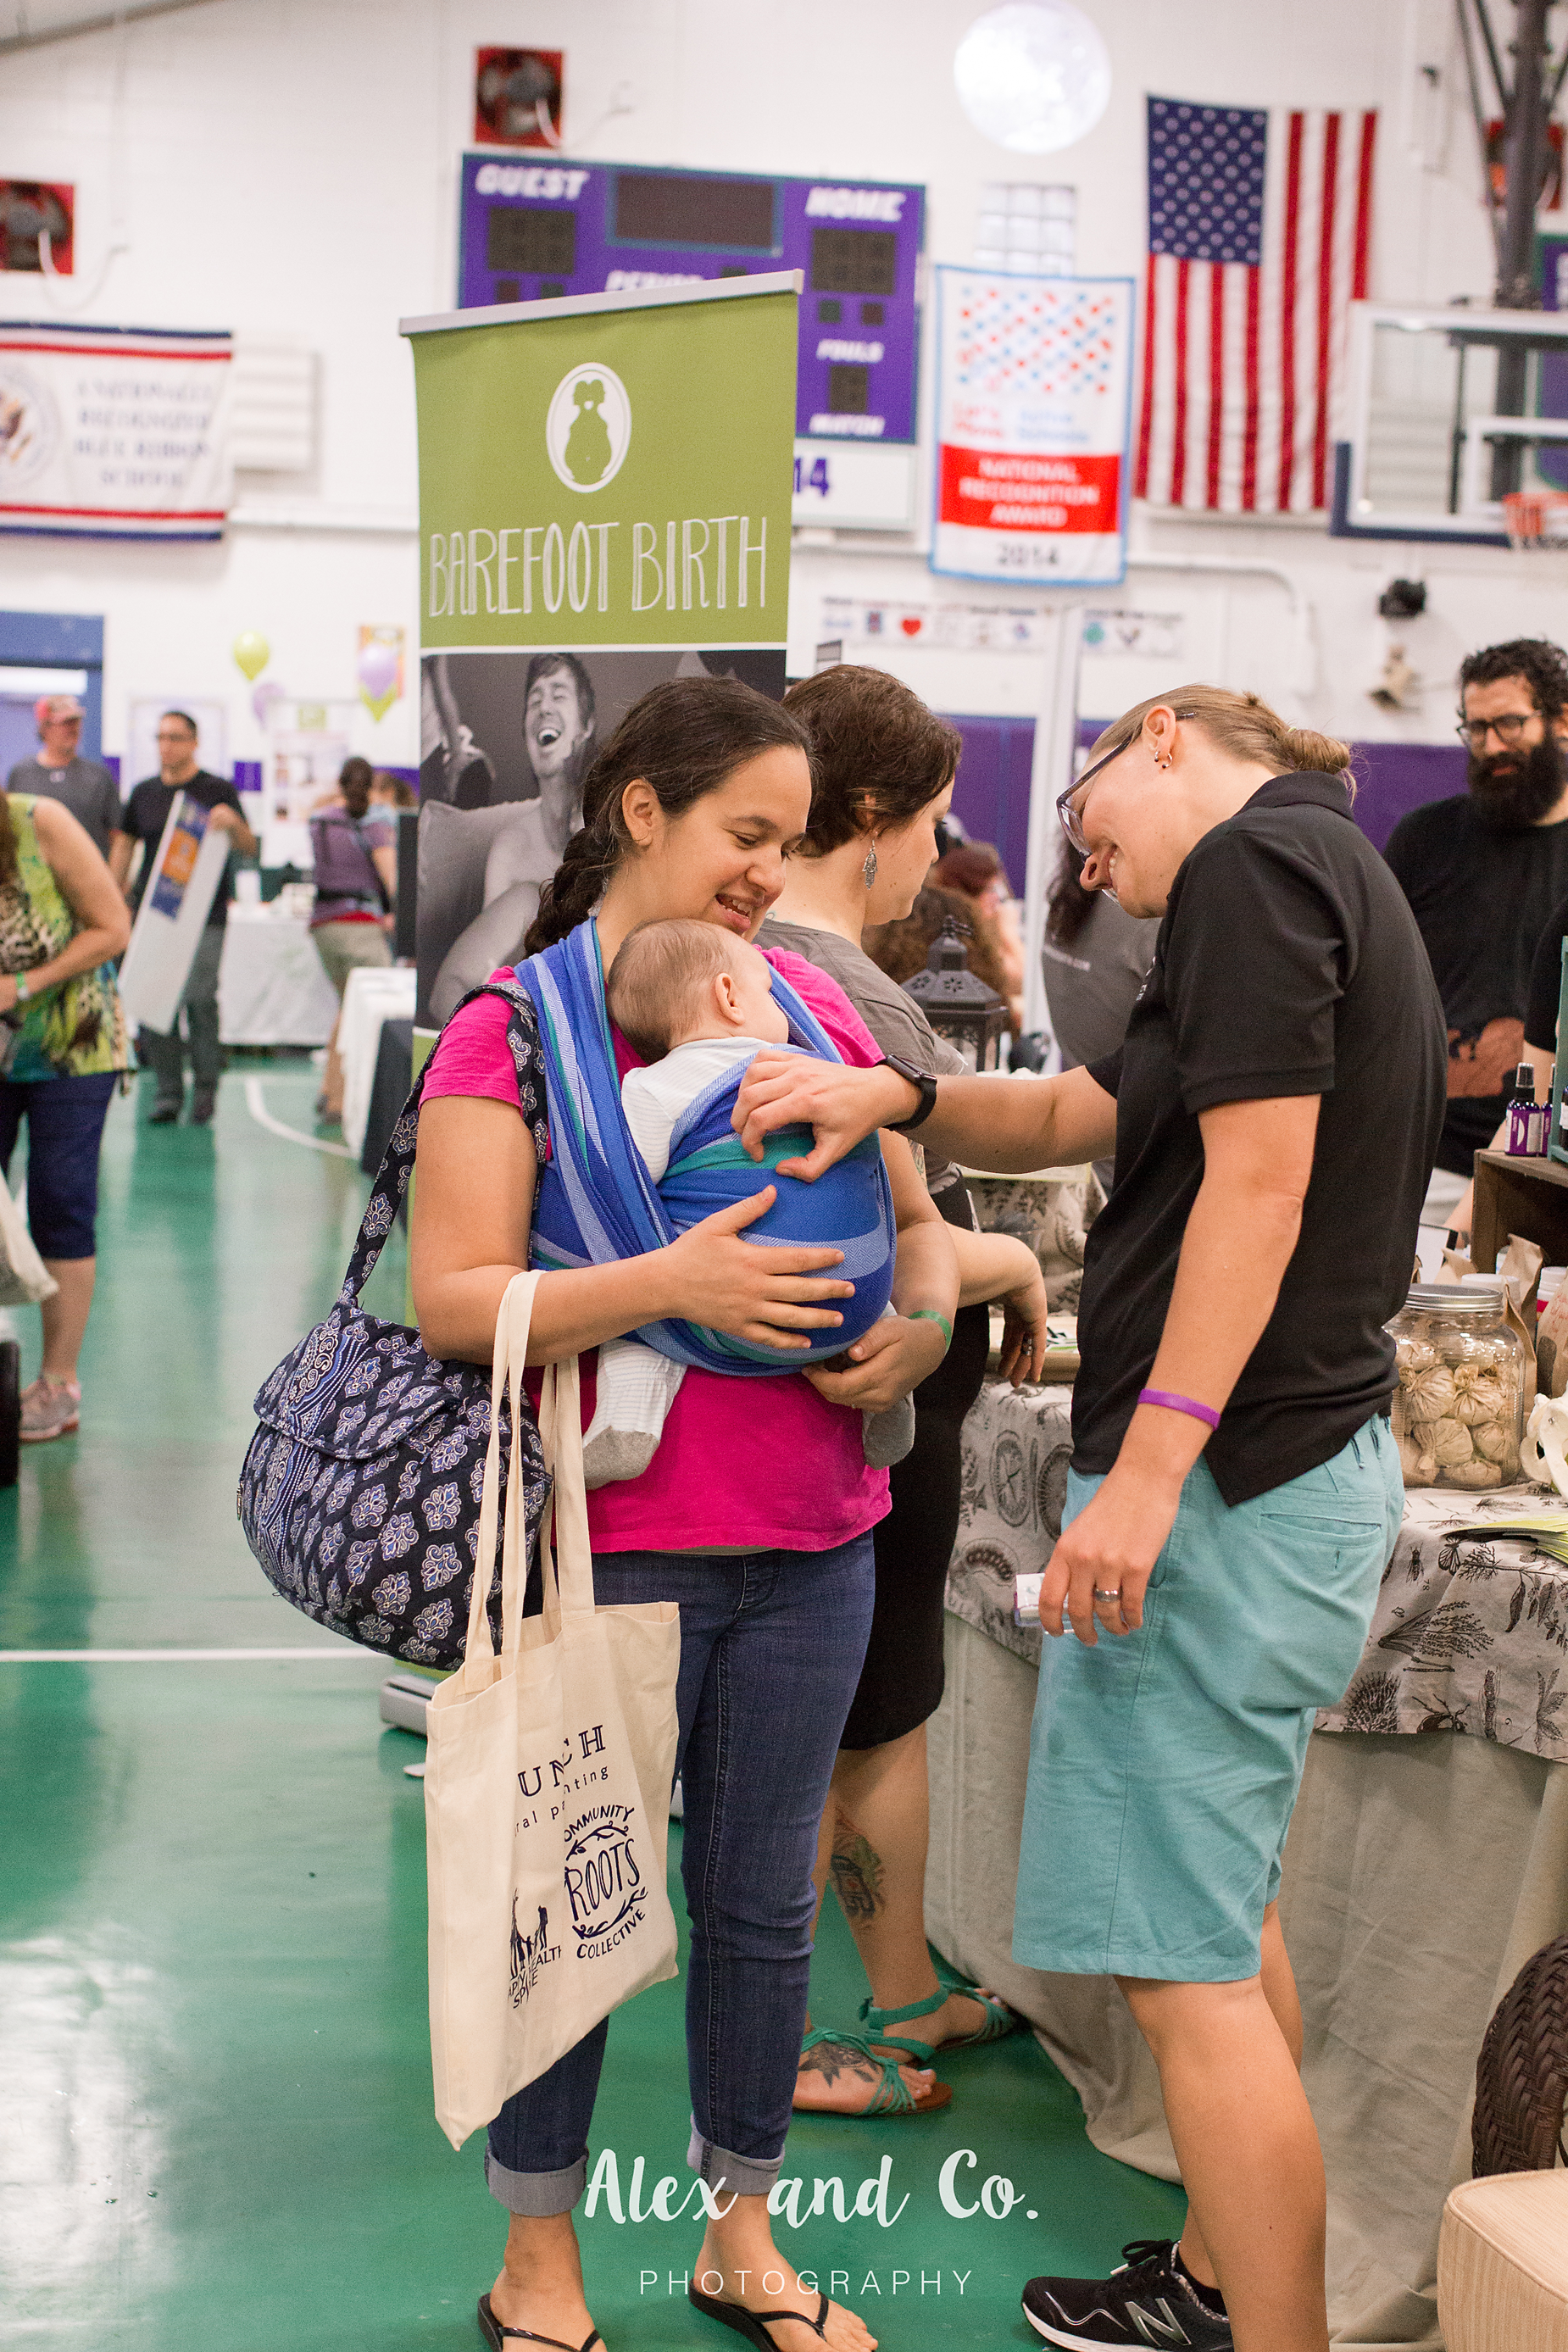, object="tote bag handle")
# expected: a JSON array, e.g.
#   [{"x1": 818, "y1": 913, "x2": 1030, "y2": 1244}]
[
  {"x1": 536, "y1": 1346, "x2": 594, "y2": 1619},
  {"x1": 462, "y1": 1271, "x2": 540, "y2": 1671},
  {"x1": 459, "y1": 1274, "x2": 596, "y2": 1673}
]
